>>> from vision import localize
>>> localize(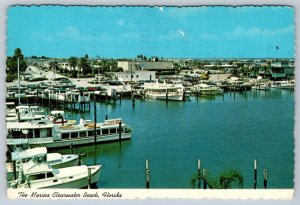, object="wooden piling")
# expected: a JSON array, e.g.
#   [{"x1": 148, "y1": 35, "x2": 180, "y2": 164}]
[
  {"x1": 70, "y1": 143, "x2": 74, "y2": 154},
  {"x1": 119, "y1": 91, "x2": 122, "y2": 105},
  {"x1": 87, "y1": 167, "x2": 92, "y2": 189},
  {"x1": 145, "y1": 160, "x2": 150, "y2": 189},
  {"x1": 94, "y1": 96, "x2": 97, "y2": 144},
  {"x1": 13, "y1": 161, "x2": 17, "y2": 180},
  {"x1": 203, "y1": 169, "x2": 207, "y2": 189},
  {"x1": 105, "y1": 115, "x2": 108, "y2": 120},
  {"x1": 254, "y1": 159, "x2": 257, "y2": 189},
  {"x1": 119, "y1": 121, "x2": 122, "y2": 146},
  {"x1": 182, "y1": 90, "x2": 186, "y2": 102},
  {"x1": 166, "y1": 90, "x2": 169, "y2": 104},
  {"x1": 263, "y1": 169, "x2": 268, "y2": 189},
  {"x1": 197, "y1": 159, "x2": 201, "y2": 189},
  {"x1": 132, "y1": 94, "x2": 135, "y2": 107}
]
